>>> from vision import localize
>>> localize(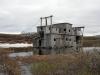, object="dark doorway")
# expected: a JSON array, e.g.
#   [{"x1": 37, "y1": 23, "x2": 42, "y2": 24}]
[{"x1": 39, "y1": 40, "x2": 42, "y2": 55}]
